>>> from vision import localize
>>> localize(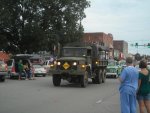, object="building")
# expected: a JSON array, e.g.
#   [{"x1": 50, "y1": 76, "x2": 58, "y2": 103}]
[
  {"x1": 82, "y1": 32, "x2": 113, "y2": 48},
  {"x1": 113, "y1": 40, "x2": 128, "y2": 59},
  {"x1": 0, "y1": 51, "x2": 10, "y2": 62},
  {"x1": 82, "y1": 32, "x2": 114, "y2": 59}
]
